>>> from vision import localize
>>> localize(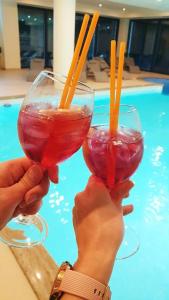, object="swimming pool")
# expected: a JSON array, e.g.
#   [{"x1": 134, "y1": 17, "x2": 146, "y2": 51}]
[{"x1": 0, "y1": 85, "x2": 169, "y2": 300}]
